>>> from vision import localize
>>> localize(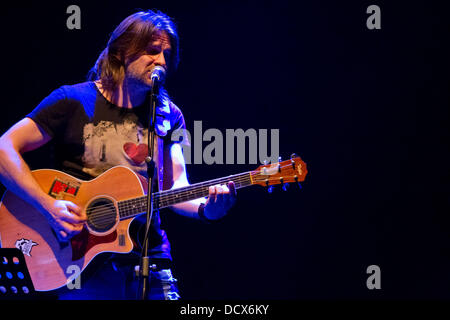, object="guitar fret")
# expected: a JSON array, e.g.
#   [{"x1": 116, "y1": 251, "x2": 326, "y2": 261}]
[{"x1": 117, "y1": 172, "x2": 252, "y2": 219}]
